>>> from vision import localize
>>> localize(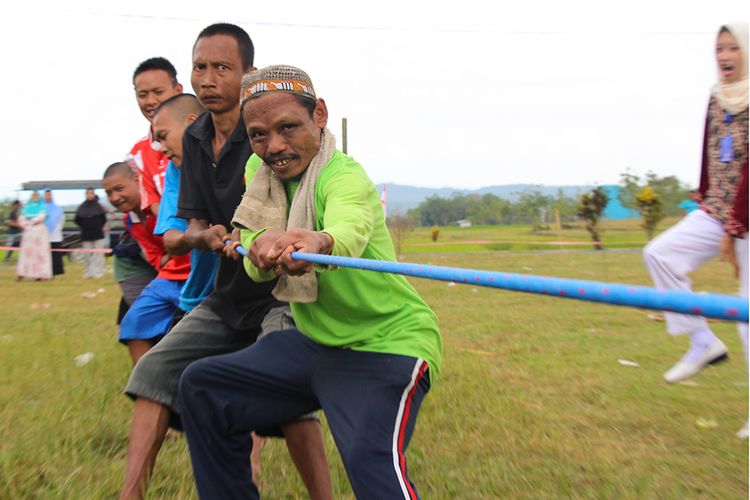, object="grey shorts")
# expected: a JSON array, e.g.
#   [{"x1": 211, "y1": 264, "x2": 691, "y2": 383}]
[
  {"x1": 119, "y1": 274, "x2": 155, "y2": 306},
  {"x1": 125, "y1": 303, "x2": 297, "y2": 414}
]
